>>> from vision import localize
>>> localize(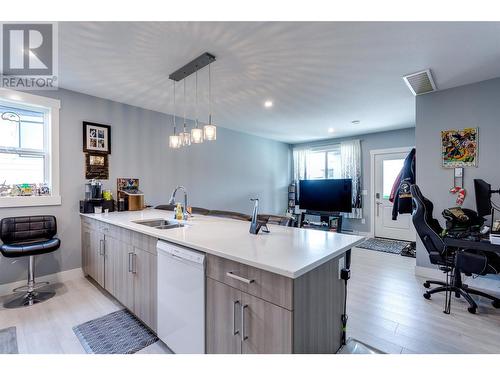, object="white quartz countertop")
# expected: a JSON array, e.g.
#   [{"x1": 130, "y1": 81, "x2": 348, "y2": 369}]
[{"x1": 81, "y1": 209, "x2": 365, "y2": 279}]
